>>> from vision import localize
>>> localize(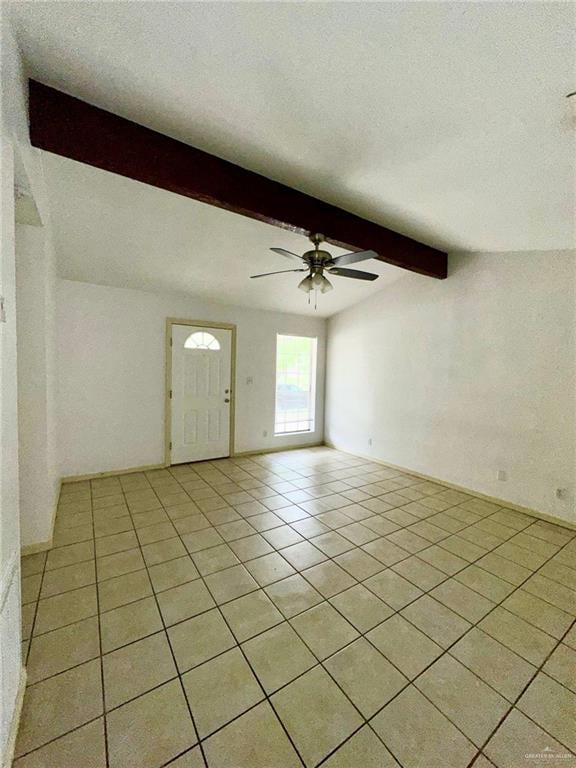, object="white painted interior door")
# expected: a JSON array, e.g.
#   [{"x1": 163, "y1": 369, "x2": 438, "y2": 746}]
[{"x1": 170, "y1": 324, "x2": 232, "y2": 464}]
